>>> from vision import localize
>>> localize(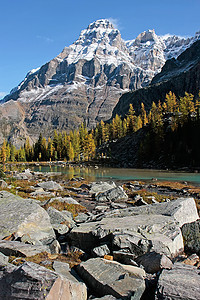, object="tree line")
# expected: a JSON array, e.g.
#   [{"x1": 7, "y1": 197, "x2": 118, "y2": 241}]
[
  {"x1": 0, "y1": 91, "x2": 199, "y2": 163},
  {"x1": 95, "y1": 91, "x2": 200, "y2": 145},
  {"x1": 0, "y1": 123, "x2": 96, "y2": 163}
]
